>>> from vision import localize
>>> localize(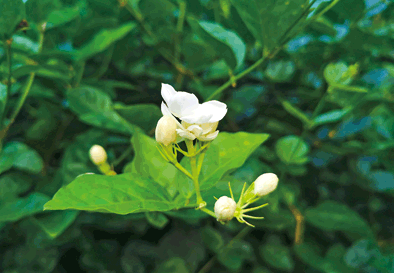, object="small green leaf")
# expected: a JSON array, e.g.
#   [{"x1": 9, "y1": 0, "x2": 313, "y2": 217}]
[
  {"x1": 76, "y1": 23, "x2": 137, "y2": 61},
  {"x1": 275, "y1": 135, "x2": 310, "y2": 165},
  {"x1": 145, "y1": 211, "x2": 169, "y2": 229},
  {"x1": 0, "y1": 173, "x2": 32, "y2": 203},
  {"x1": 32, "y1": 210, "x2": 79, "y2": 238},
  {"x1": 279, "y1": 99, "x2": 313, "y2": 127},
  {"x1": 0, "y1": 83, "x2": 7, "y2": 119},
  {"x1": 305, "y1": 201, "x2": 374, "y2": 240},
  {"x1": 46, "y1": 2, "x2": 83, "y2": 29},
  {"x1": 265, "y1": 60, "x2": 296, "y2": 82},
  {"x1": 188, "y1": 18, "x2": 246, "y2": 69},
  {"x1": 260, "y1": 242, "x2": 294, "y2": 272},
  {"x1": 0, "y1": 141, "x2": 44, "y2": 174},
  {"x1": 0, "y1": 193, "x2": 50, "y2": 222},
  {"x1": 154, "y1": 257, "x2": 190, "y2": 273},
  {"x1": 67, "y1": 86, "x2": 140, "y2": 135},
  {"x1": 313, "y1": 108, "x2": 352, "y2": 126},
  {"x1": 26, "y1": 0, "x2": 61, "y2": 24},
  {"x1": 201, "y1": 226, "x2": 224, "y2": 253},
  {"x1": 218, "y1": 240, "x2": 253, "y2": 271},
  {"x1": 0, "y1": 0, "x2": 25, "y2": 39},
  {"x1": 44, "y1": 173, "x2": 186, "y2": 214}
]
